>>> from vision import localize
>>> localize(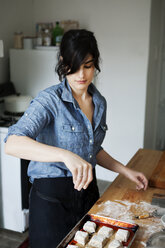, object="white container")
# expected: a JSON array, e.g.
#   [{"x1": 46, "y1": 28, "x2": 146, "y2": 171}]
[
  {"x1": 161, "y1": 214, "x2": 165, "y2": 227},
  {"x1": 4, "y1": 95, "x2": 32, "y2": 113},
  {"x1": 23, "y1": 37, "x2": 34, "y2": 49}
]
